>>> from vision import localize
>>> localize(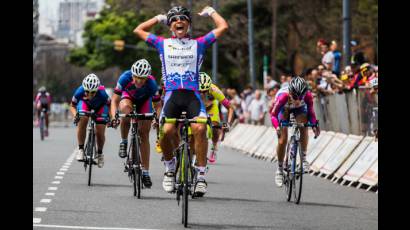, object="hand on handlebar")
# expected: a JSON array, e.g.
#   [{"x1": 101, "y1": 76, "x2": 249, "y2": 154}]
[{"x1": 73, "y1": 113, "x2": 80, "y2": 125}]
